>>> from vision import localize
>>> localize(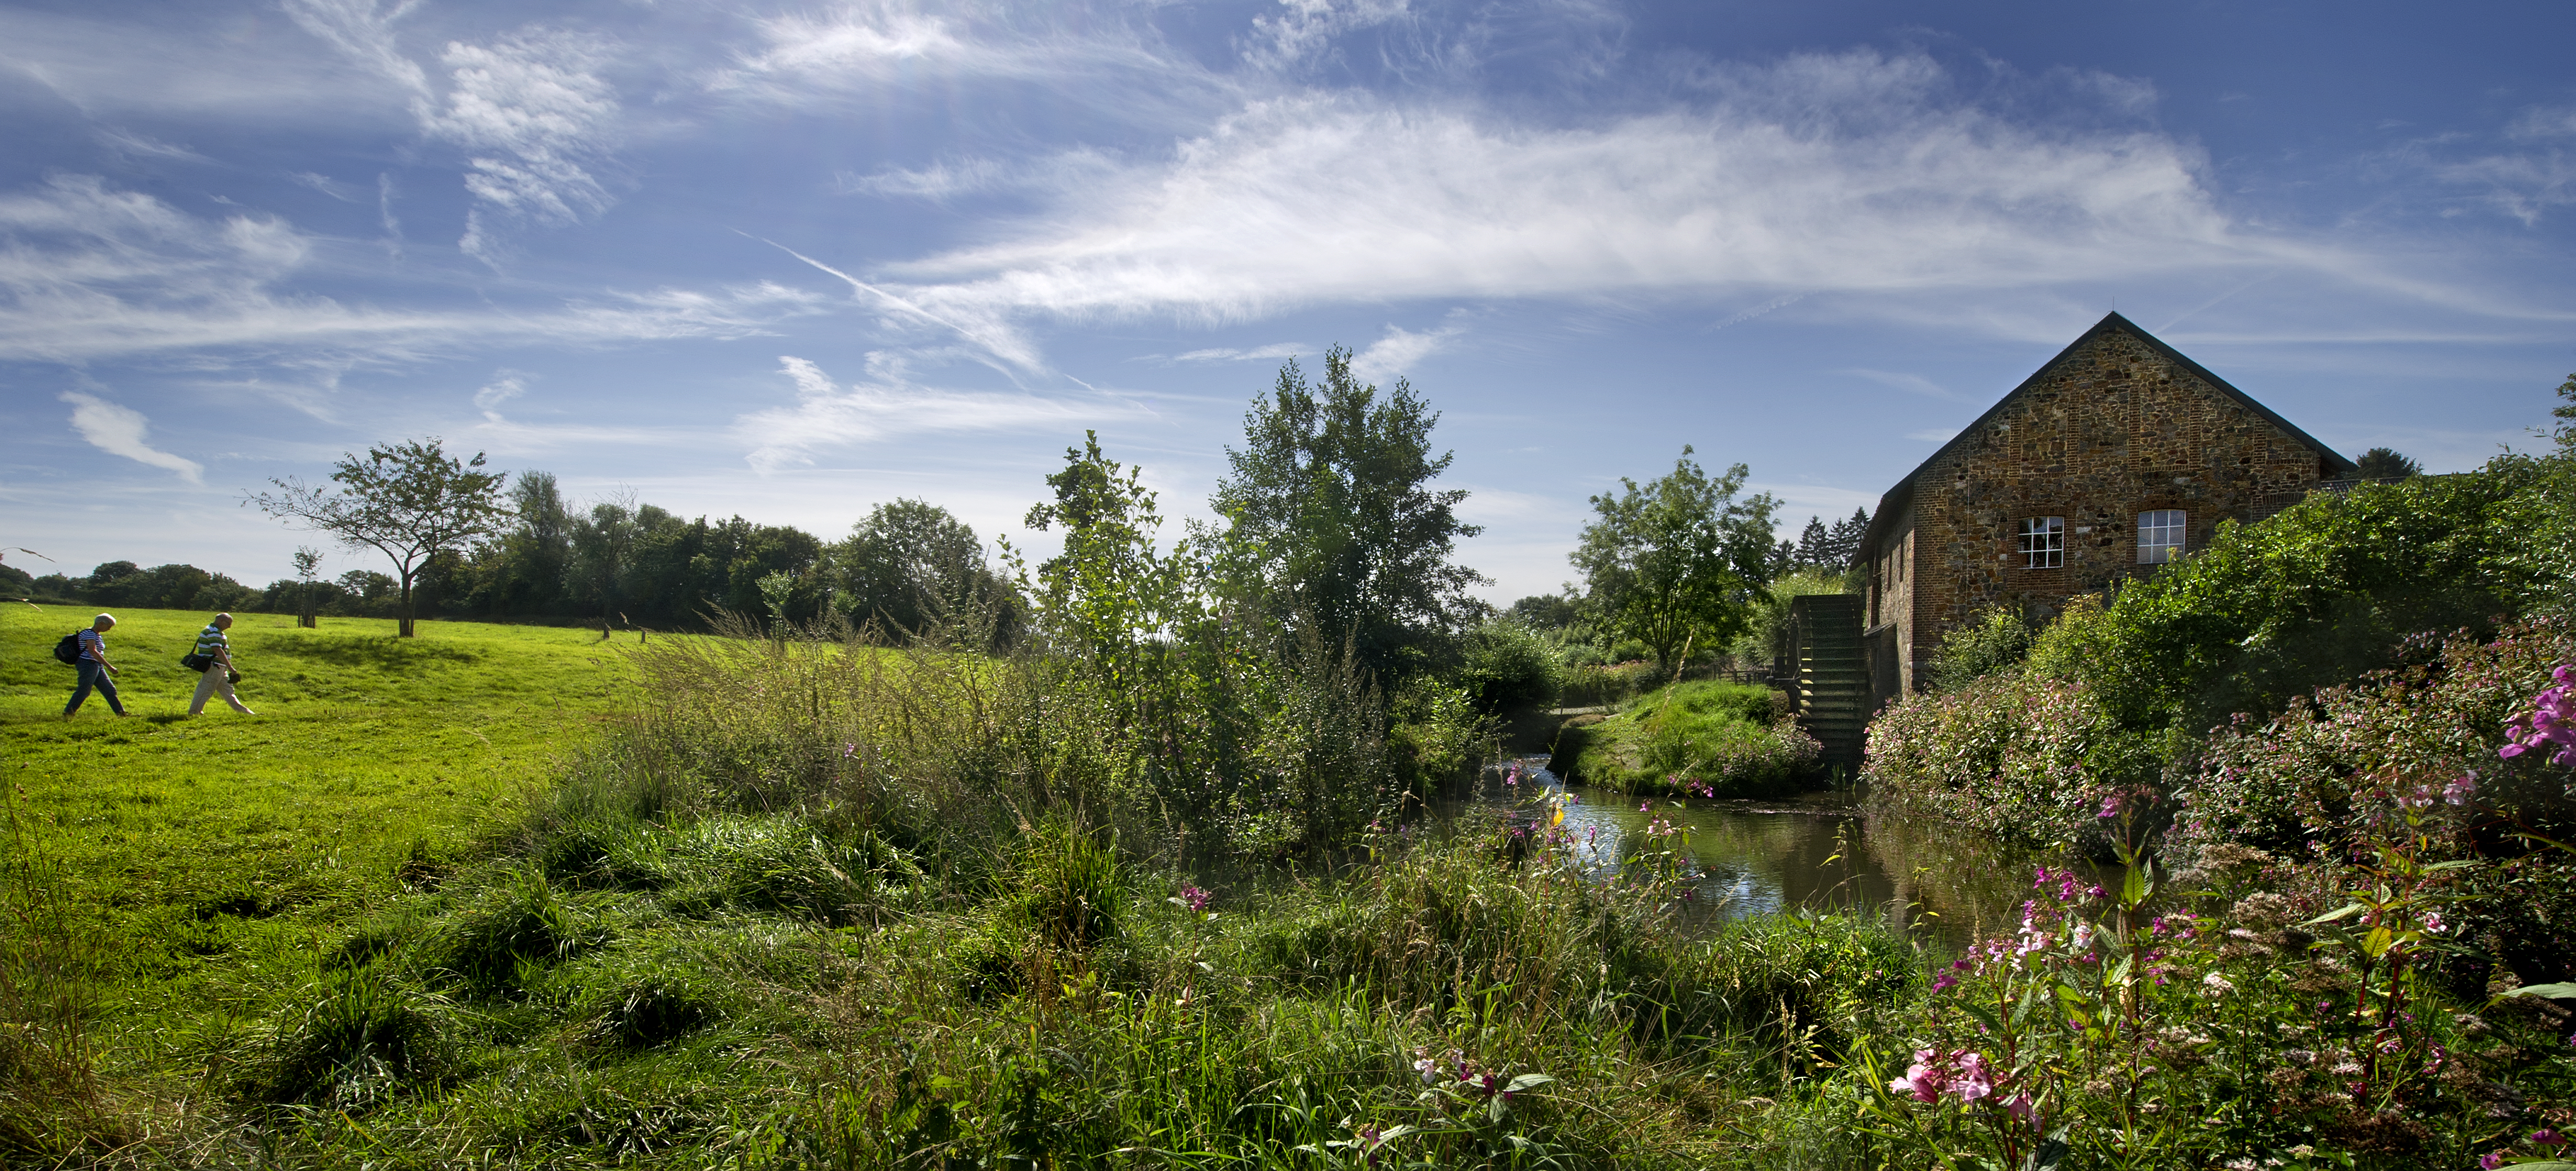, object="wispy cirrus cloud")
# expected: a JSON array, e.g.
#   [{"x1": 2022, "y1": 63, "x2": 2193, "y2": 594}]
[
  {"x1": 60, "y1": 391, "x2": 202, "y2": 482},
  {"x1": 1350, "y1": 320, "x2": 1466, "y2": 383},
  {"x1": 424, "y1": 27, "x2": 623, "y2": 263},
  {"x1": 0, "y1": 175, "x2": 828, "y2": 364},
  {"x1": 877, "y1": 53, "x2": 2281, "y2": 331},
  {"x1": 736, "y1": 354, "x2": 1149, "y2": 472}
]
